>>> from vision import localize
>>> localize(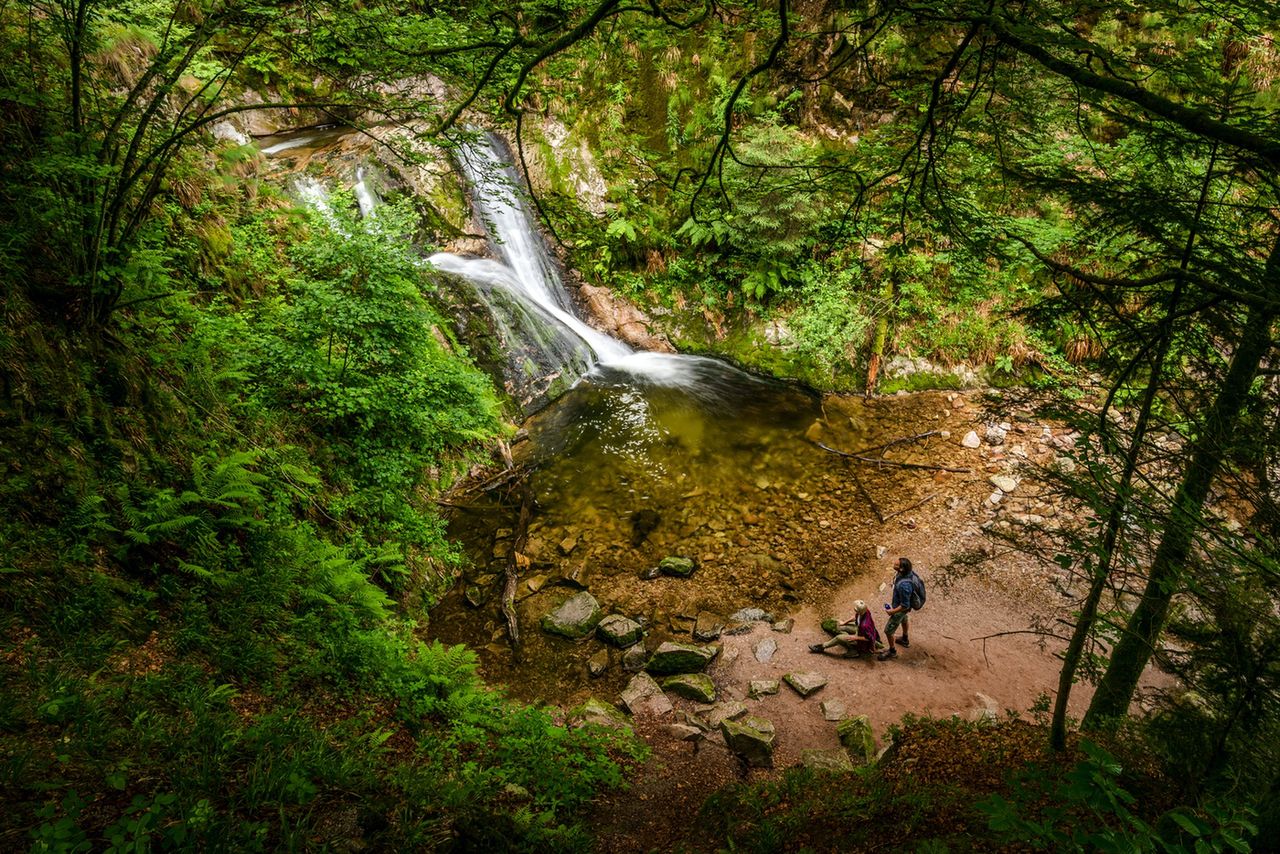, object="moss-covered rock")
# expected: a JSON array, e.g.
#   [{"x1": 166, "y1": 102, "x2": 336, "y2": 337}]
[{"x1": 661, "y1": 673, "x2": 716, "y2": 703}]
